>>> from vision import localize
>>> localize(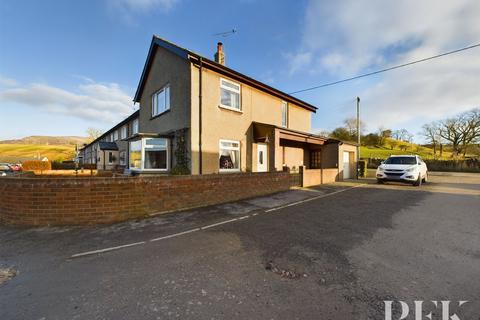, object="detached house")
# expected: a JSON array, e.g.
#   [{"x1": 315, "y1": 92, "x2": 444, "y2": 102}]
[{"x1": 80, "y1": 35, "x2": 357, "y2": 180}]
